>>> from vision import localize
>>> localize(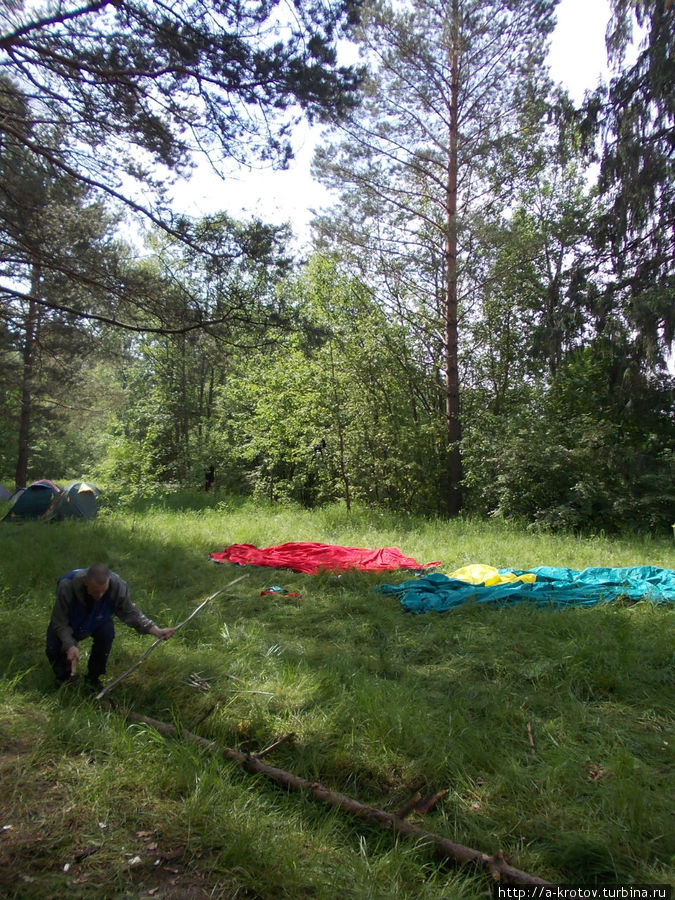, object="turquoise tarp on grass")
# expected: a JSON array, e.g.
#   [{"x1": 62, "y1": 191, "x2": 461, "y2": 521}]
[{"x1": 379, "y1": 565, "x2": 675, "y2": 614}]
